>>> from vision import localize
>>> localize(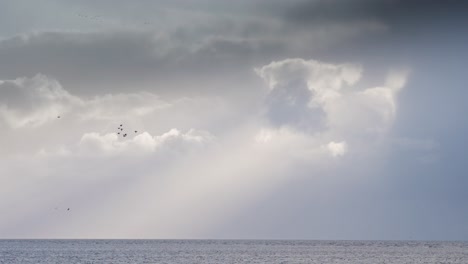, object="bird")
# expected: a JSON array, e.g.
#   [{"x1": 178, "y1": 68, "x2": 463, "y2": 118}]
[
  {"x1": 135, "y1": 130, "x2": 138, "y2": 133},
  {"x1": 117, "y1": 132, "x2": 120, "y2": 135},
  {"x1": 123, "y1": 134, "x2": 127, "y2": 137},
  {"x1": 120, "y1": 124, "x2": 123, "y2": 126},
  {"x1": 67, "y1": 208, "x2": 70, "y2": 211},
  {"x1": 57, "y1": 116, "x2": 60, "y2": 118}
]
